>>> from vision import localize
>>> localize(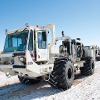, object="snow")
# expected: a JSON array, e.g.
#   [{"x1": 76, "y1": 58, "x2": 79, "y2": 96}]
[{"x1": 0, "y1": 61, "x2": 100, "y2": 100}]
